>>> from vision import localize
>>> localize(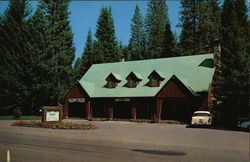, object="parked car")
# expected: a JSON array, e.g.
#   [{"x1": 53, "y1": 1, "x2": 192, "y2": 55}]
[
  {"x1": 239, "y1": 120, "x2": 250, "y2": 131},
  {"x1": 237, "y1": 117, "x2": 248, "y2": 125},
  {"x1": 191, "y1": 111, "x2": 212, "y2": 127}
]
